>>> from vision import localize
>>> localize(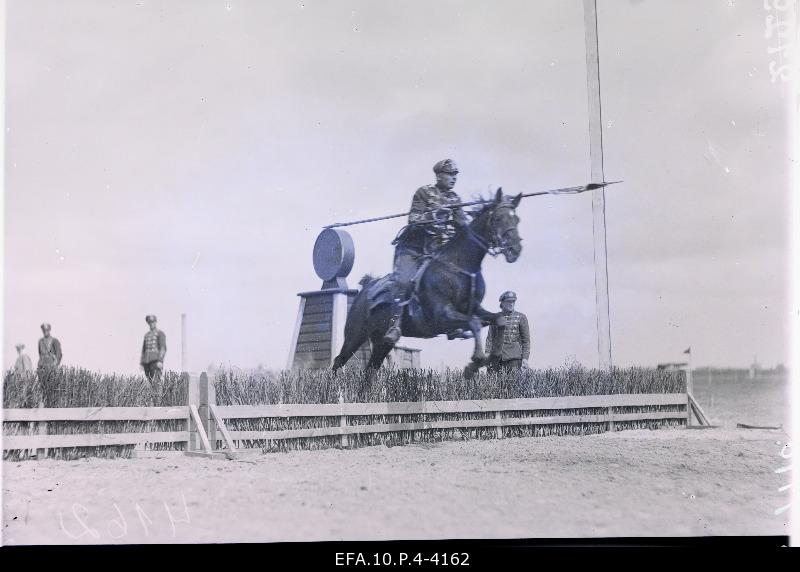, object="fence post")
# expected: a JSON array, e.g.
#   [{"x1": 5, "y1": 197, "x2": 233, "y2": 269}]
[
  {"x1": 495, "y1": 411, "x2": 503, "y2": 439},
  {"x1": 339, "y1": 392, "x2": 349, "y2": 449},
  {"x1": 36, "y1": 399, "x2": 47, "y2": 459},
  {"x1": 607, "y1": 406, "x2": 615, "y2": 432},
  {"x1": 685, "y1": 367, "x2": 693, "y2": 427},
  {"x1": 199, "y1": 373, "x2": 214, "y2": 451},
  {"x1": 207, "y1": 373, "x2": 217, "y2": 450},
  {"x1": 187, "y1": 373, "x2": 200, "y2": 451}
]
